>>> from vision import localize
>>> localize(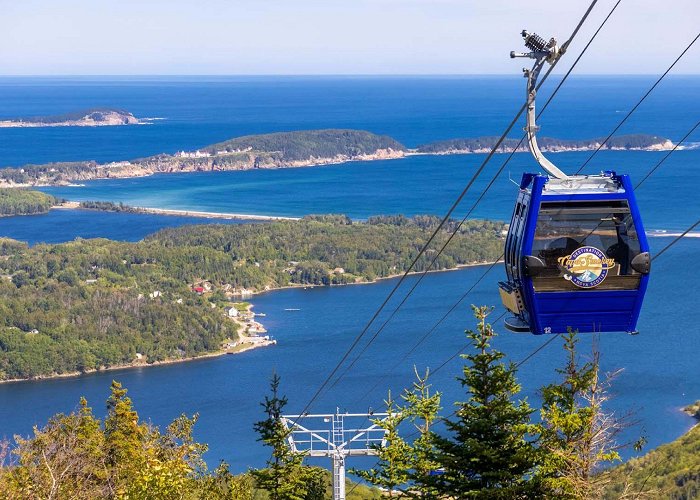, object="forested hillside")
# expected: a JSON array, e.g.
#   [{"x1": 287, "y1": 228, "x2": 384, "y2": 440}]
[
  {"x1": 201, "y1": 128, "x2": 406, "y2": 159},
  {"x1": 0, "y1": 129, "x2": 672, "y2": 186},
  {"x1": 0, "y1": 216, "x2": 504, "y2": 381},
  {"x1": 0, "y1": 188, "x2": 58, "y2": 216},
  {"x1": 602, "y1": 424, "x2": 700, "y2": 499},
  {"x1": 416, "y1": 133, "x2": 672, "y2": 153}
]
